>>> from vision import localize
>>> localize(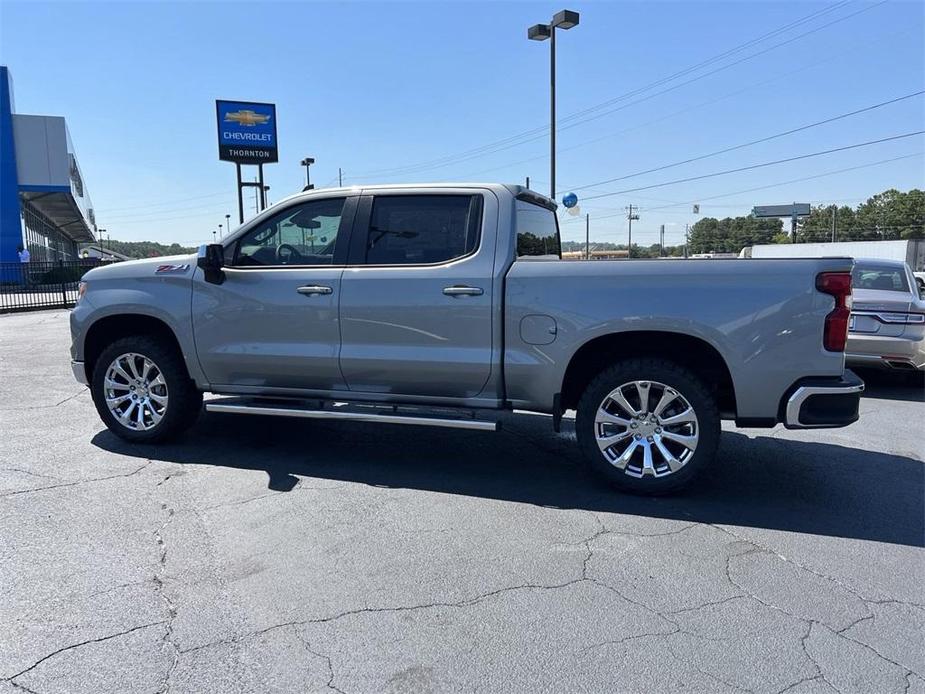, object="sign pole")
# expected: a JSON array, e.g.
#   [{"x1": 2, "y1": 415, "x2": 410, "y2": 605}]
[
  {"x1": 217, "y1": 100, "x2": 278, "y2": 224},
  {"x1": 235, "y1": 163, "x2": 244, "y2": 224},
  {"x1": 258, "y1": 164, "x2": 266, "y2": 211}
]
